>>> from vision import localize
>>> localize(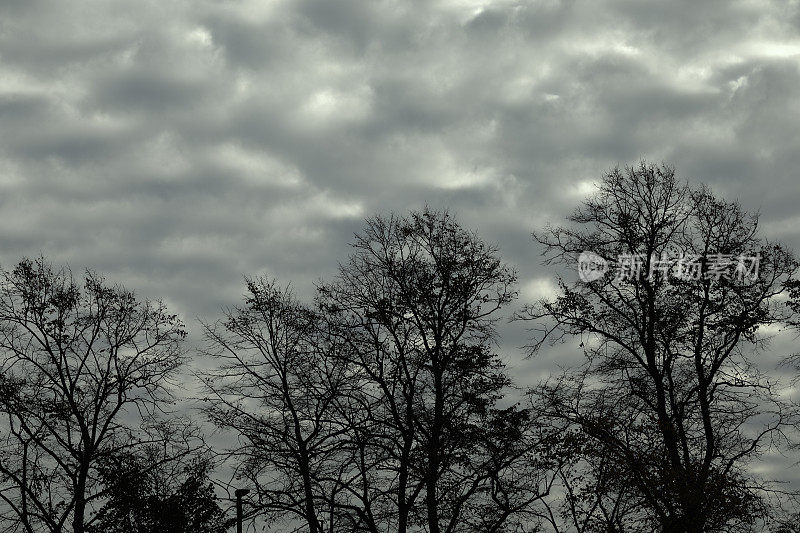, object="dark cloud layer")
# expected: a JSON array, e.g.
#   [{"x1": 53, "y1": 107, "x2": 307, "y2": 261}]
[{"x1": 2, "y1": 0, "x2": 800, "y2": 480}]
